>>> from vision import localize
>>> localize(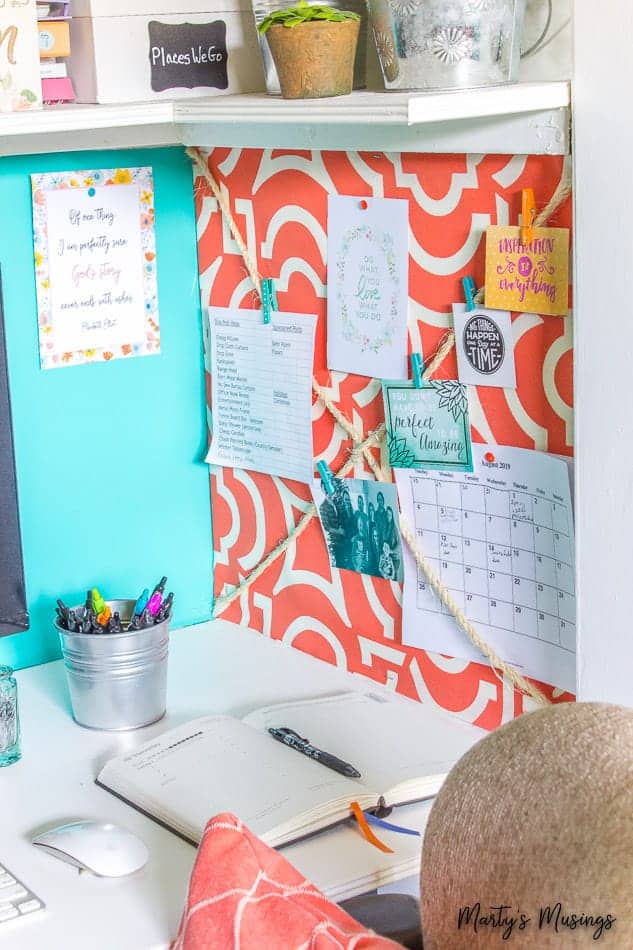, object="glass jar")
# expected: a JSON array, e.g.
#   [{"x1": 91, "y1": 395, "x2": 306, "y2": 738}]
[{"x1": 0, "y1": 666, "x2": 21, "y2": 767}]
